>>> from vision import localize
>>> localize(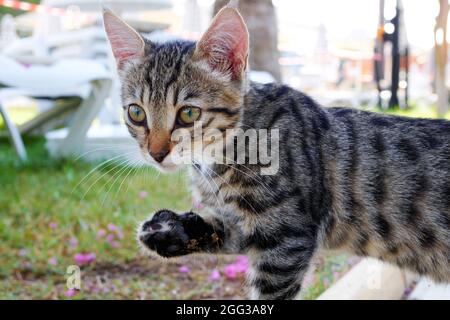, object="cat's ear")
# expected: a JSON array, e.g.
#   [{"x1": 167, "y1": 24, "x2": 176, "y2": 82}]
[
  {"x1": 103, "y1": 9, "x2": 145, "y2": 69},
  {"x1": 194, "y1": 6, "x2": 249, "y2": 80}
]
